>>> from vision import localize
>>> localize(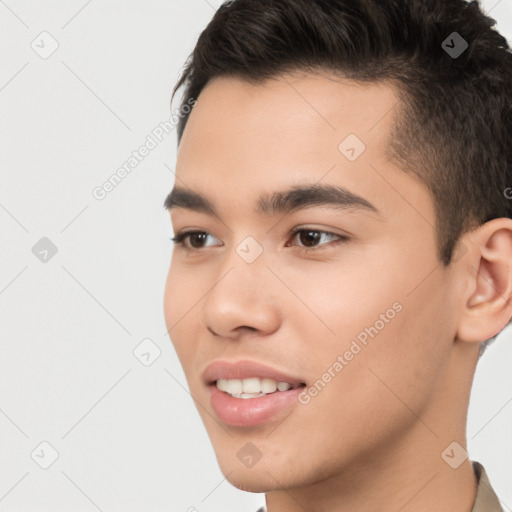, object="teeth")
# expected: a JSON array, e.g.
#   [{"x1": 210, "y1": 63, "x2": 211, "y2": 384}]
[
  {"x1": 261, "y1": 378, "x2": 277, "y2": 393},
  {"x1": 277, "y1": 381, "x2": 291, "y2": 391},
  {"x1": 242, "y1": 377, "x2": 261, "y2": 393},
  {"x1": 216, "y1": 377, "x2": 295, "y2": 397},
  {"x1": 216, "y1": 378, "x2": 241, "y2": 394}
]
